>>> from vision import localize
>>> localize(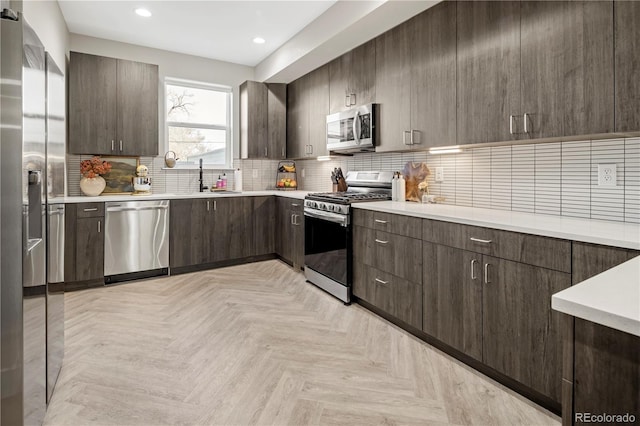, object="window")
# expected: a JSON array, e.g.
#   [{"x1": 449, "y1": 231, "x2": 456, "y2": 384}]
[{"x1": 165, "y1": 78, "x2": 232, "y2": 168}]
